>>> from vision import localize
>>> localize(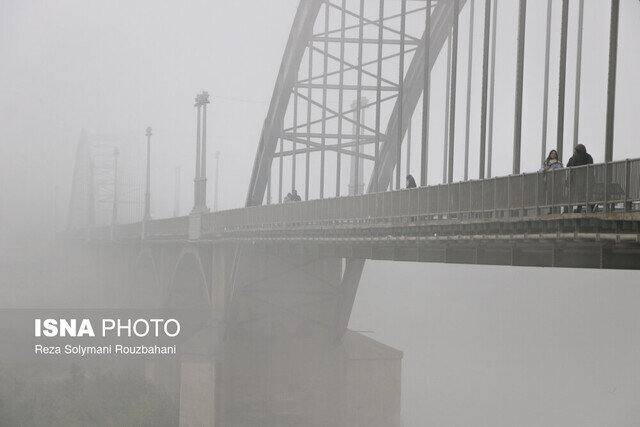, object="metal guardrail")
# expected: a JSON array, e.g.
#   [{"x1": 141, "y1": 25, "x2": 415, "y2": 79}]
[
  {"x1": 94, "y1": 158, "x2": 639, "y2": 239},
  {"x1": 202, "y1": 158, "x2": 640, "y2": 233}
]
